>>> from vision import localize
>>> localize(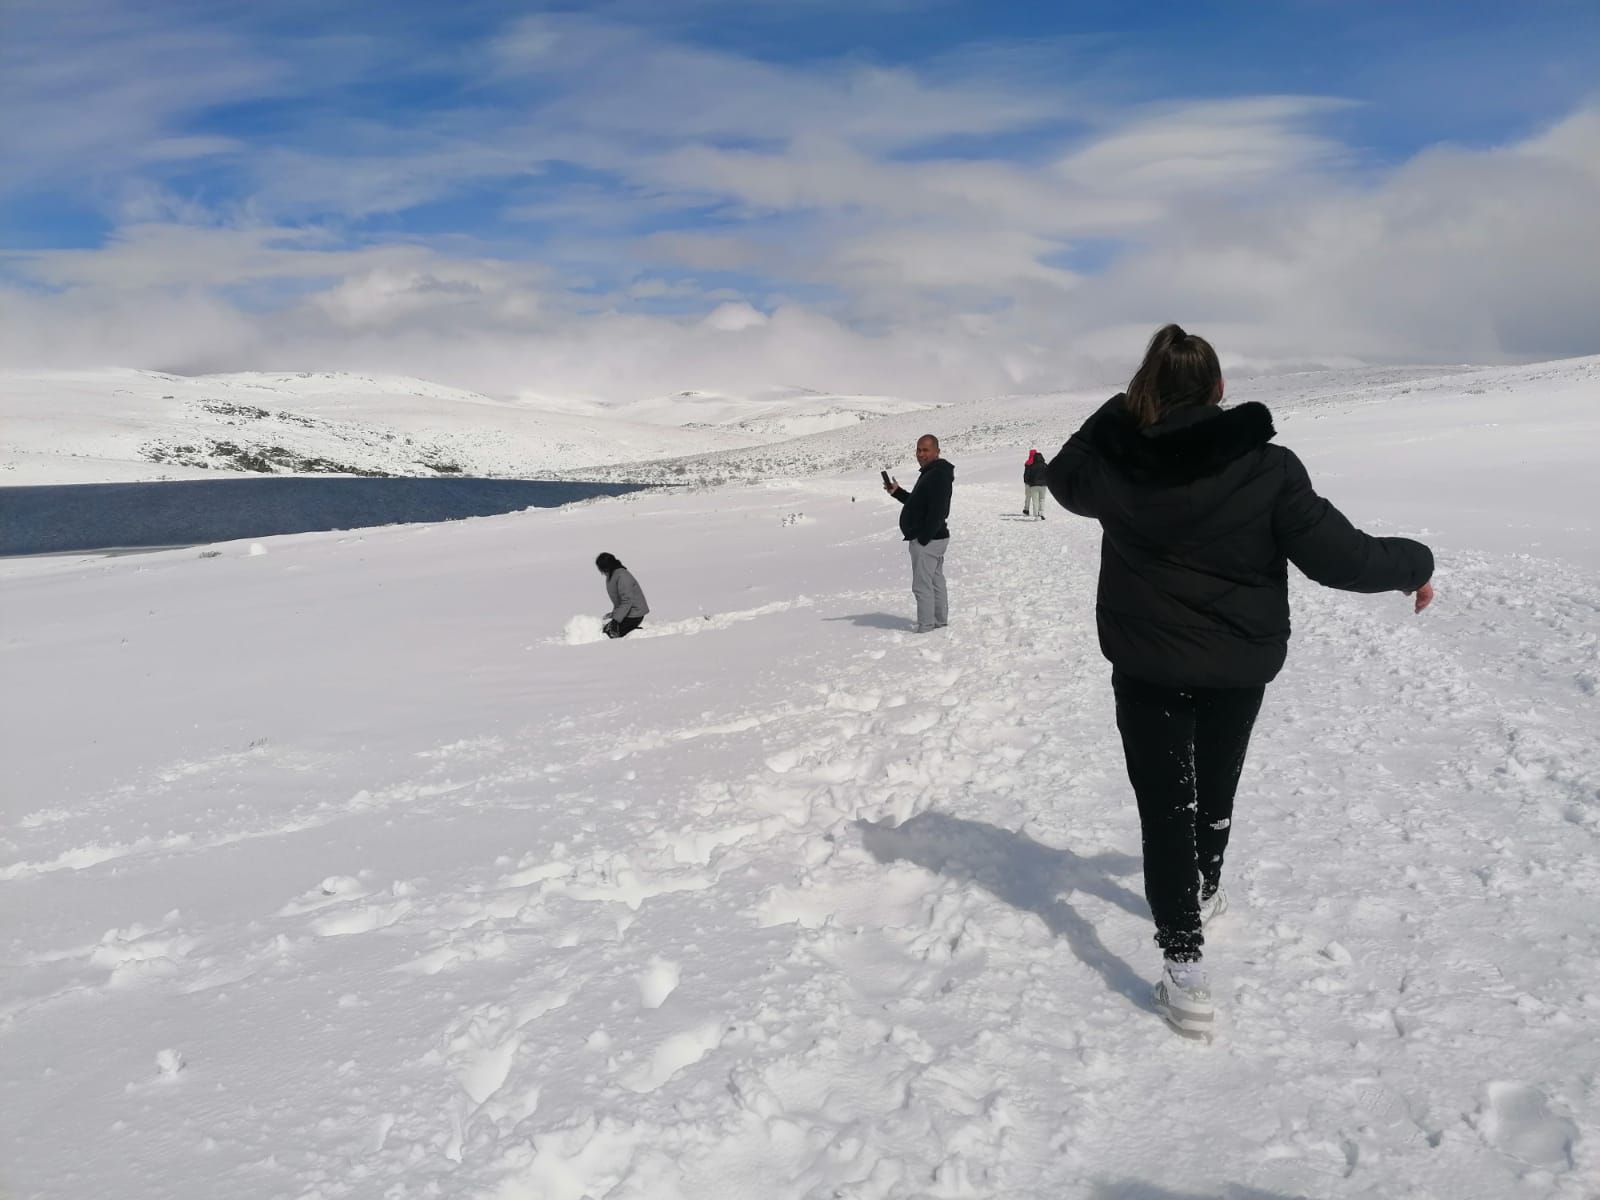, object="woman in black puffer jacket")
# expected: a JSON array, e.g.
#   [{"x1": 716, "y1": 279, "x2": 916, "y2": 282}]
[{"x1": 1047, "y1": 324, "x2": 1434, "y2": 1038}]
